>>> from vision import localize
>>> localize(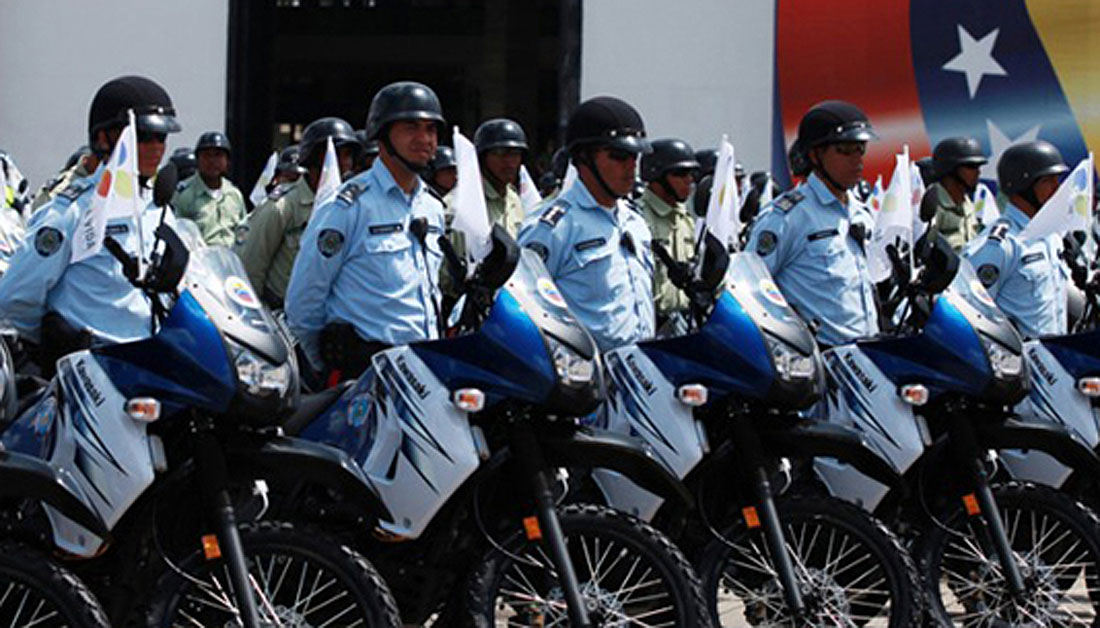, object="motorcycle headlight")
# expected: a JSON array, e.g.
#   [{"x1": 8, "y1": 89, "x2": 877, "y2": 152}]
[
  {"x1": 765, "y1": 336, "x2": 815, "y2": 381},
  {"x1": 234, "y1": 345, "x2": 291, "y2": 398},
  {"x1": 982, "y1": 337, "x2": 1022, "y2": 379},
  {"x1": 548, "y1": 336, "x2": 594, "y2": 386}
]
